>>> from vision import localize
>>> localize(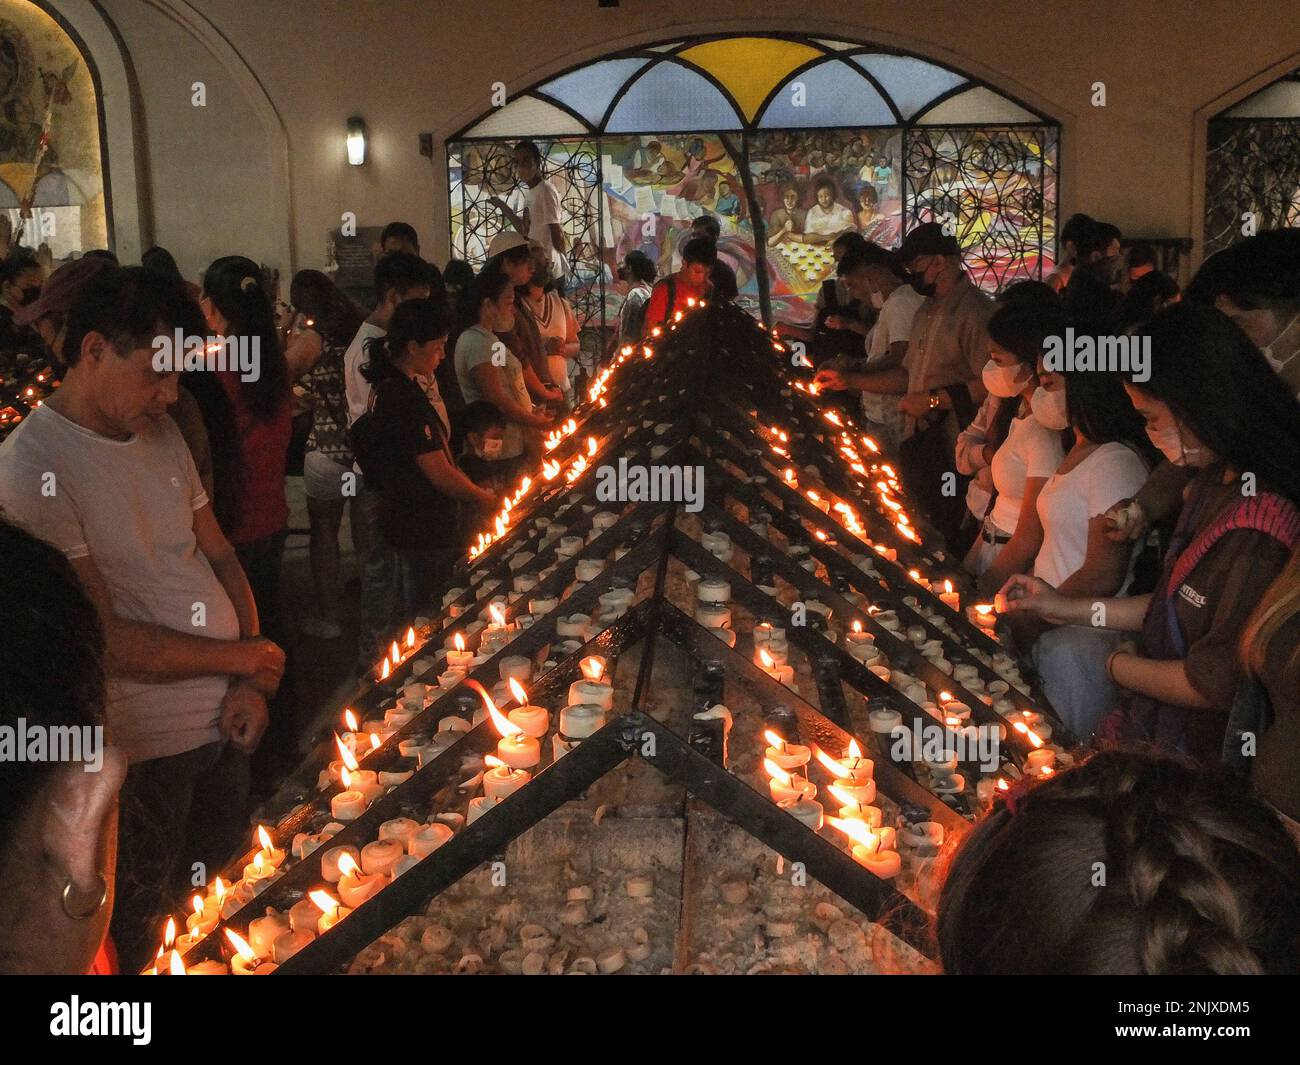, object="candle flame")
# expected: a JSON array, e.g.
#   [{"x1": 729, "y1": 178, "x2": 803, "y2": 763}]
[
  {"x1": 975, "y1": 604, "x2": 995, "y2": 616},
  {"x1": 369, "y1": 733, "x2": 381, "y2": 751},
  {"x1": 828, "y1": 783, "x2": 861, "y2": 808},
  {"x1": 309, "y1": 889, "x2": 339, "y2": 916},
  {"x1": 1041, "y1": 765, "x2": 1055, "y2": 777},
  {"x1": 169, "y1": 949, "x2": 186, "y2": 976},
  {"x1": 337, "y1": 852, "x2": 360, "y2": 878},
  {"x1": 192, "y1": 894, "x2": 203, "y2": 917},
  {"x1": 759, "y1": 647, "x2": 775, "y2": 669},
  {"x1": 587, "y1": 436, "x2": 597, "y2": 456},
  {"x1": 344, "y1": 708, "x2": 359, "y2": 732},
  {"x1": 224, "y1": 928, "x2": 257, "y2": 962},
  {"x1": 454, "y1": 632, "x2": 465, "y2": 652},
  {"x1": 406, "y1": 626, "x2": 416, "y2": 649},
  {"x1": 380, "y1": 658, "x2": 391, "y2": 681},
  {"x1": 507, "y1": 676, "x2": 529, "y2": 706},
  {"x1": 257, "y1": 825, "x2": 273, "y2": 852},
  {"x1": 852, "y1": 619, "x2": 863, "y2": 633},
  {"x1": 390, "y1": 640, "x2": 401, "y2": 665},
  {"x1": 164, "y1": 916, "x2": 176, "y2": 948},
  {"x1": 828, "y1": 816, "x2": 879, "y2": 852},
  {"x1": 939, "y1": 691, "x2": 953, "y2": 704},
  {"x1": 252, "y1": 852, "x2": 265, "y2": 875},
  {"x1": 848, "y1": 739, "x2": 862, "y2": 759},
  {"x1": 944, "y1": 579, "x2": 954, "y2": 594},
  {"x1": 763, "y1": 757, "x2": 793, "y2": 786},
  {"x1": 997, "y1": 777, "x2": 1010, "y2": 791},
  {"x1": 340, "y1": 766, "x2": 351, "y2": 789},
  {"x1": 763, "y1": 729, "x2": 786, "y2": 751},
  {"x1": 467, "y1": 679, "x2": 522, "y2": 738},
  {"x1": 335, "y1": 733, "x2": 360, "y2": 772},
  {"x1": 214, "y1": 878, "x2": 227, "y2": 902},
  {"x1": 579, "y1": 656, "x2": 605, "y2": 681},
  {"x1": 484, "y1": 754, "x2": 506, "y2": 769},
  {"x1": 814, "y1": 747, "x2": 846, "y2": 777},
  {"x1": 489, "y1": 603, "x2": 506, "y2": 627}
]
